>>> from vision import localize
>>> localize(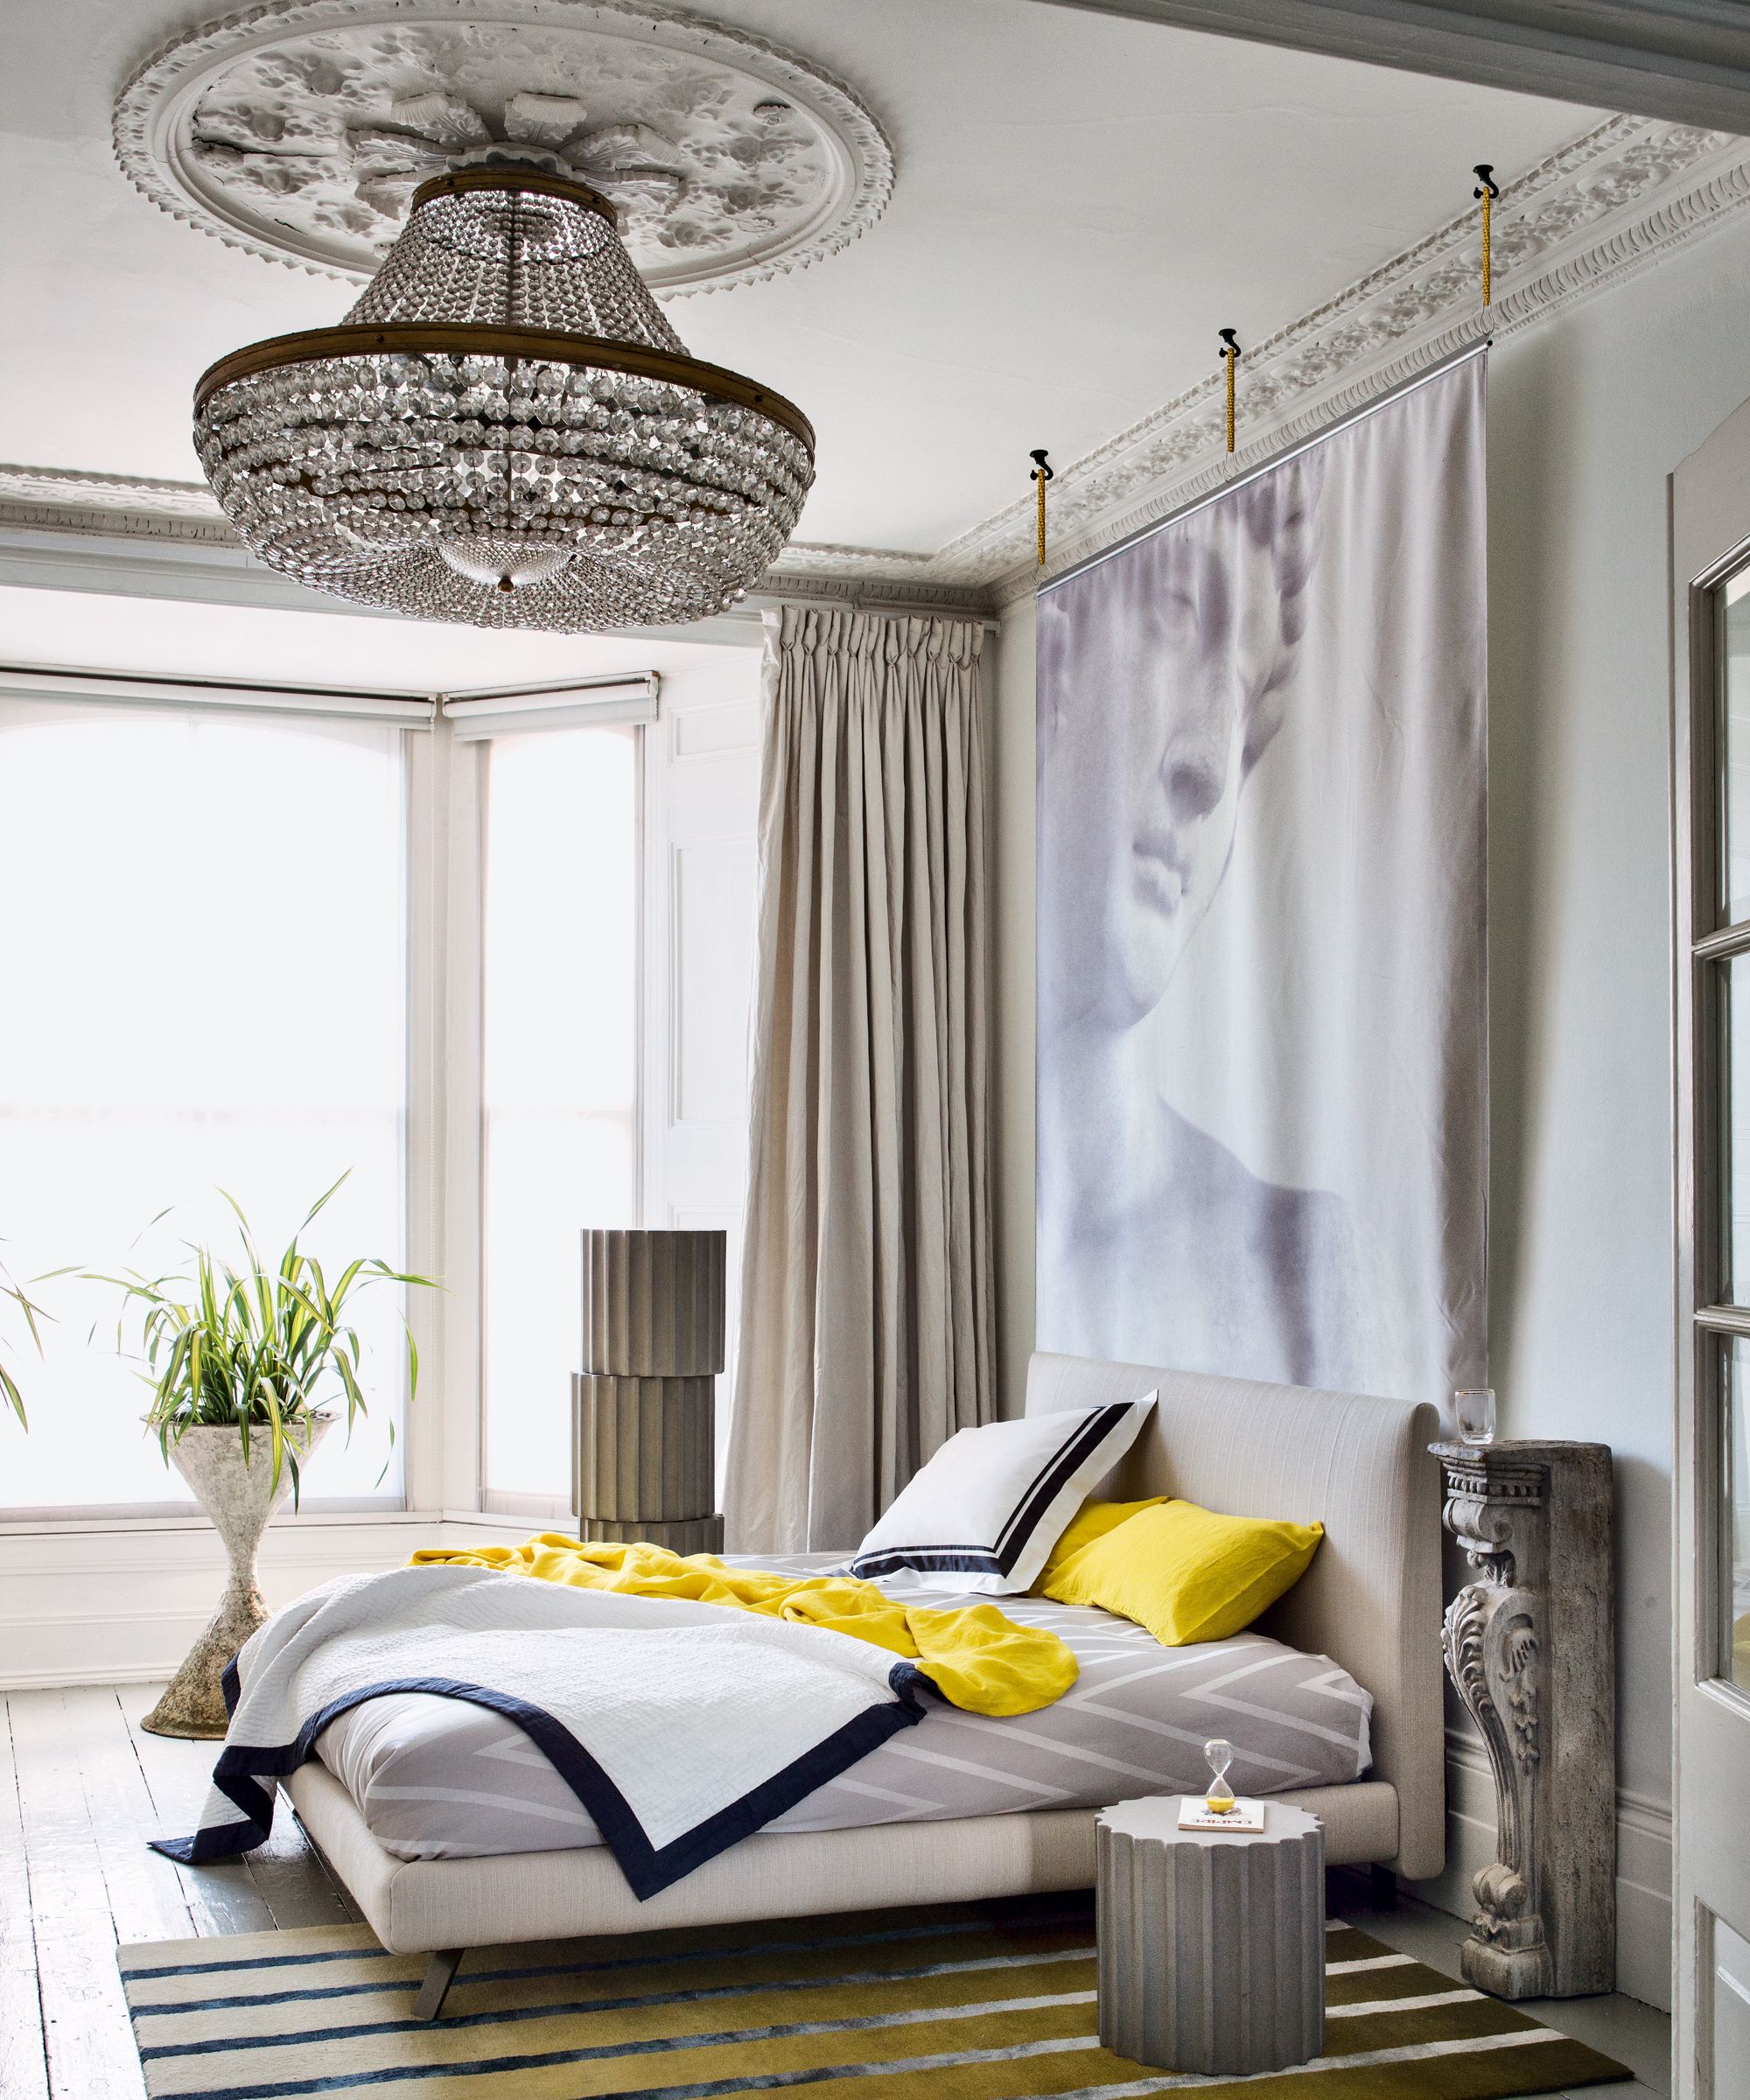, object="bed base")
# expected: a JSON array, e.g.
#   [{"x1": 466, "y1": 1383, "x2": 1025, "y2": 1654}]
[{"x1": 285, "y1": 1760, "x2": 1402, "y2": 2020}]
